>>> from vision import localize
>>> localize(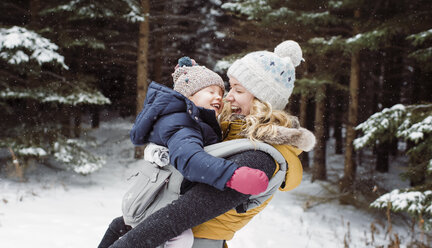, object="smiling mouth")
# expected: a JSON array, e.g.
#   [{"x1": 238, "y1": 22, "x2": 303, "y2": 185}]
[
  {"x1": 231, "y1": 106, "x2": 241, "y2": 114},
  {"x1": 210, "y1": 103, "x2": 221, "y2": 111}
]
